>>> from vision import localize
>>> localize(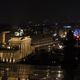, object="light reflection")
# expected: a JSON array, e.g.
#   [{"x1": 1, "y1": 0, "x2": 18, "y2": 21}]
[
  {"x1": 9, "y1": 58, "x2": 12, "y2": 63},
  {"x1": 13, "y1": 58, "x2": 15, "y2": 63},
  {"x1": 56, "y1": 78, "x2": 58, "y2": 79},
  {"x1": 2, "y1": 58, "x2": 5, "y2": 62},
  {"x1": 57, "y1": 73, "x2": 61, "y2": 78},
  {"x1": 34, "y1": 73, "x2": 38, "y2": 76},
  {"x1": 42, "y1": 77, "x2": 47, "y2": 80},
  {"x1": 6, "y1": 68, "x2": 9, "y2": 71},
  {"x1": 58, "y1": 70, "x2": 62, "y2": 73},
  {"x1": 0, "y1": 64, "x2": 64, "y2": 80},
  {"x1": 6, "y1": 58, "x2": 8, "y2": 62},
  {"x1": 21, "y1": 78, "x2": 26, "y2": 80}
]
